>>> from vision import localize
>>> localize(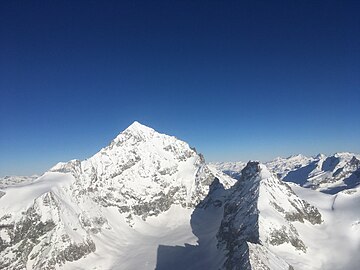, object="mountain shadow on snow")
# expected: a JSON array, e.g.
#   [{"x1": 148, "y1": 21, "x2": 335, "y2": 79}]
[
  {"x1": 156, "y1": 178, "x2": 229, "y2": 270},
  {"x1": 156, "y1": 161, "x2": 325, "y2": 270}
]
